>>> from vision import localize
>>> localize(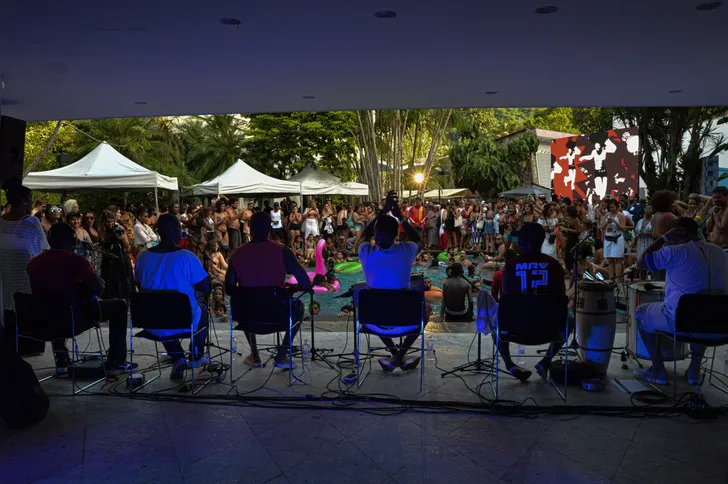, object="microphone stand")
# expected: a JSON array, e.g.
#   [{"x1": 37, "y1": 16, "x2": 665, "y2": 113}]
[
  {"x1": 186, "y1": 237, "x2": 230, "y2": 360},
  {"x1": 441, "y1": 274, "x2": 501, "y2": 377}
]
